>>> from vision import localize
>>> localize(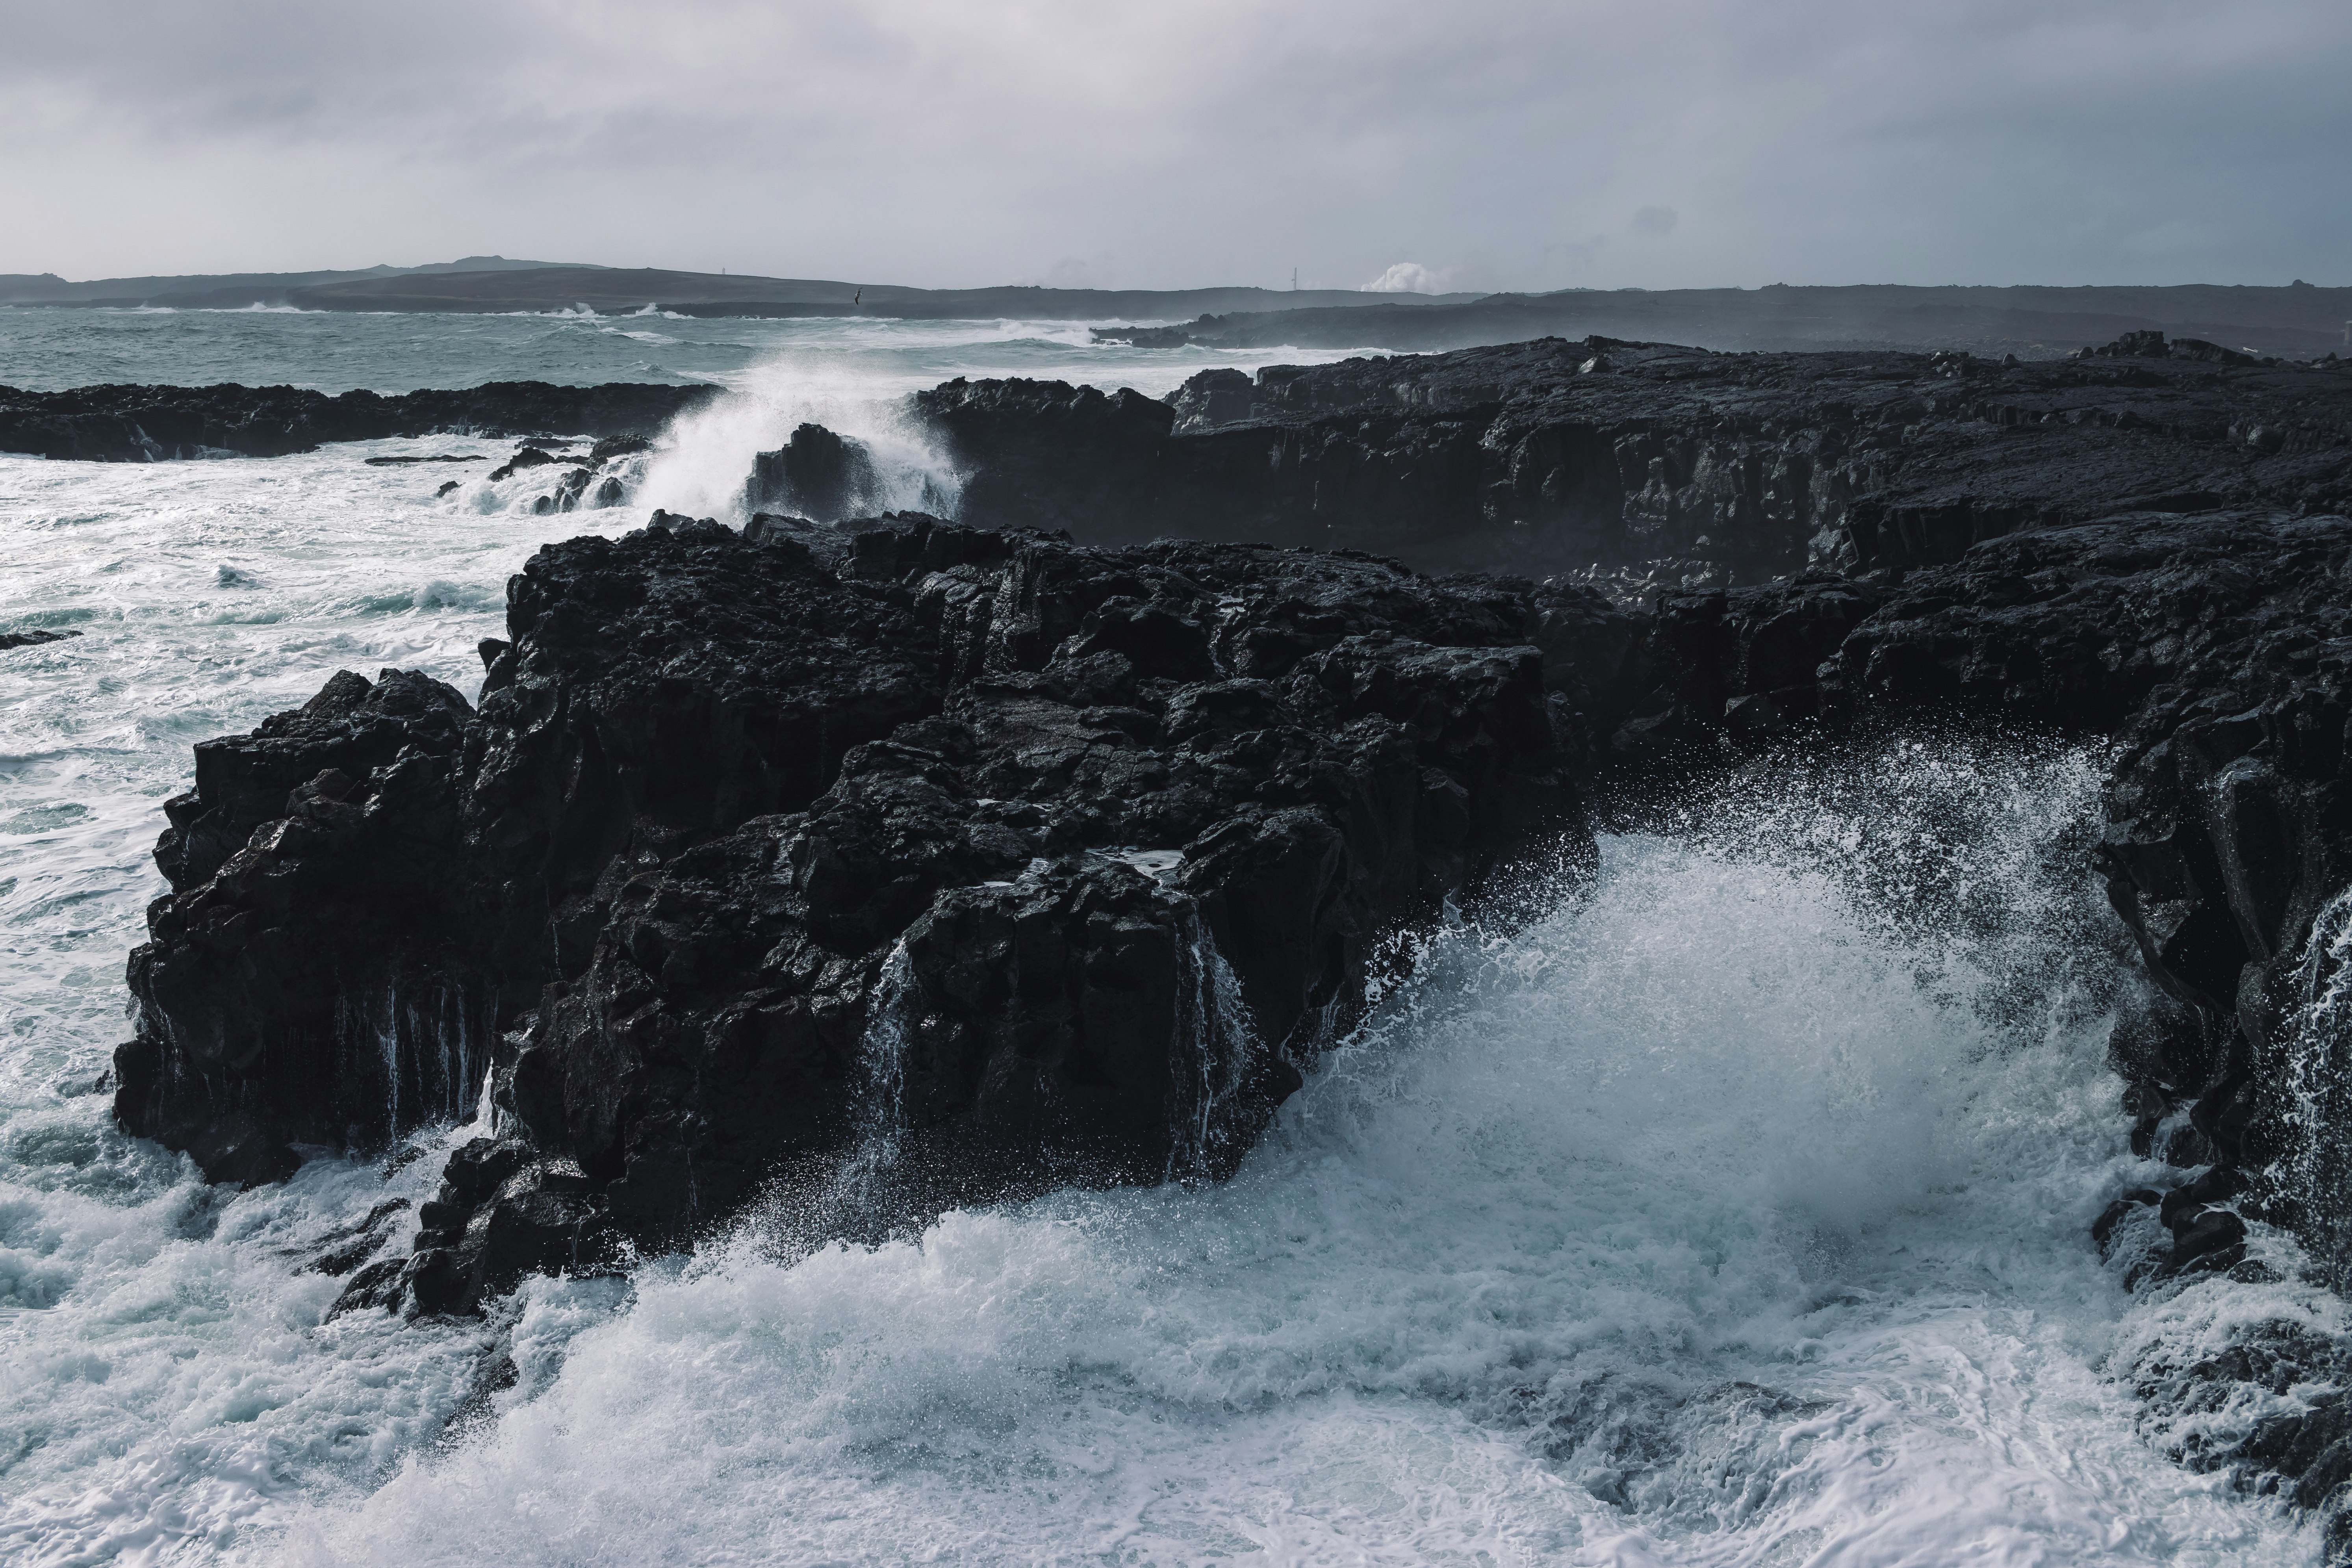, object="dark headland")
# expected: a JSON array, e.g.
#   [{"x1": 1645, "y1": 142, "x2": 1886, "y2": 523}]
[{"x1": 20, "y1": 326, "x2": 2352, "y2": 1545}]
